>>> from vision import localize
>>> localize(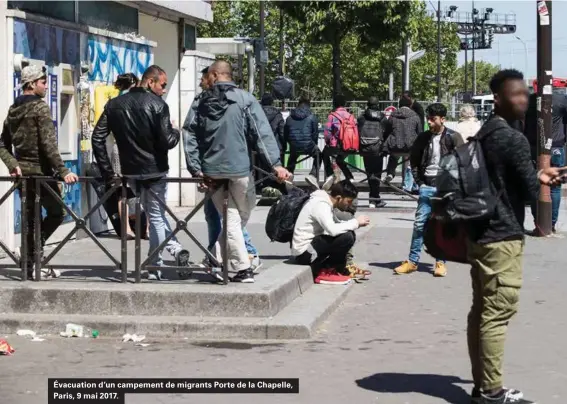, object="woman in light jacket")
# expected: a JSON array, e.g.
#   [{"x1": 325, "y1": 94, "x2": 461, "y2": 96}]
[{"x1": 456, "y1": 104, "x2": 481, "y2": 142}]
